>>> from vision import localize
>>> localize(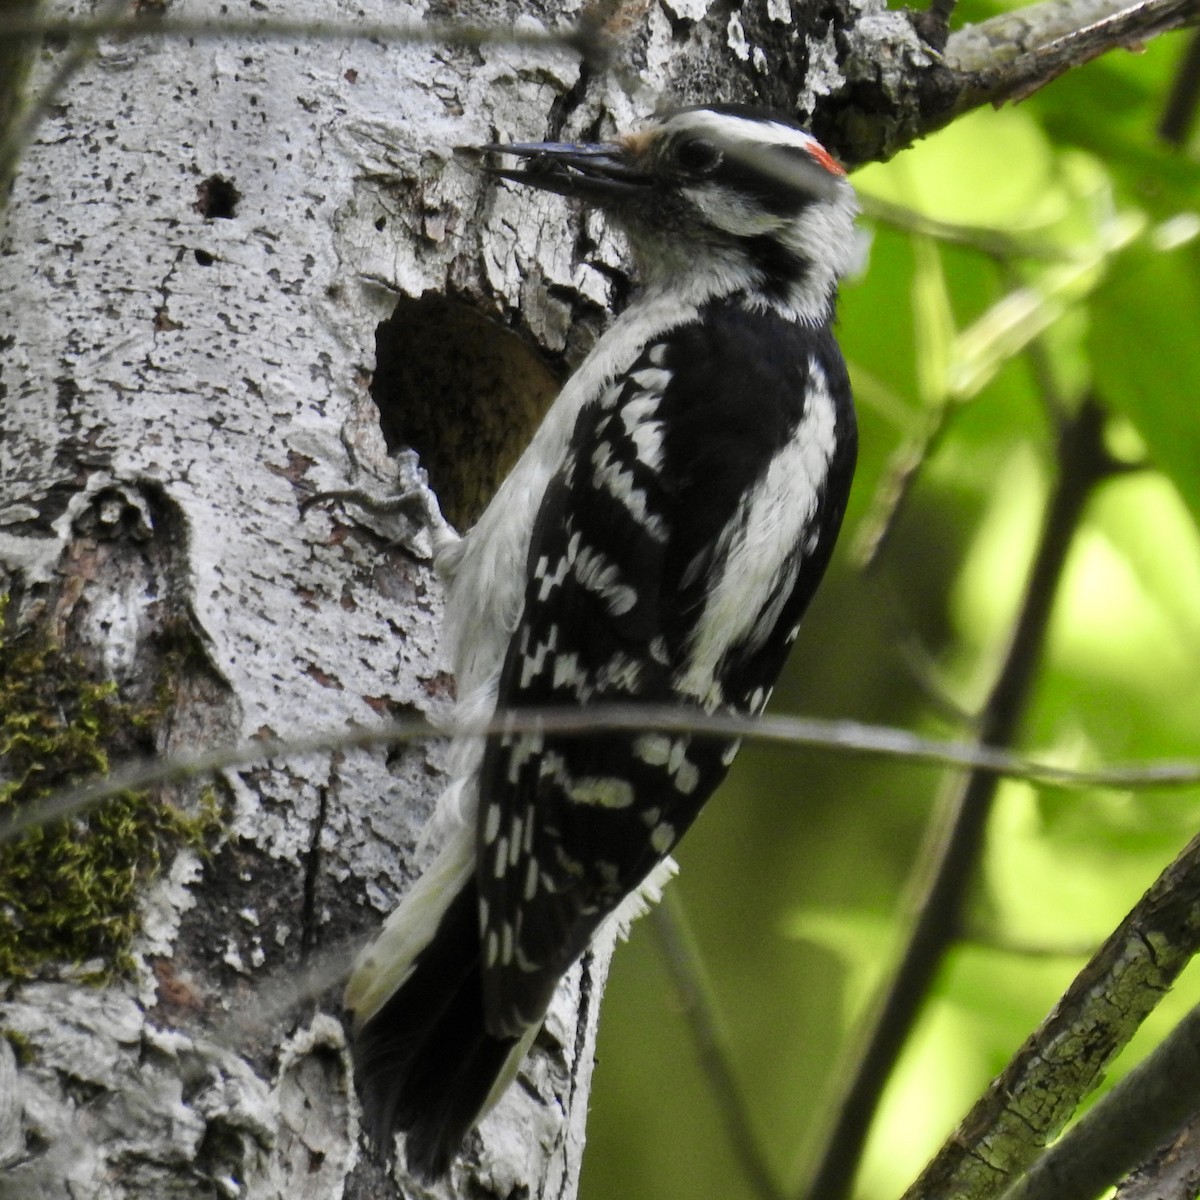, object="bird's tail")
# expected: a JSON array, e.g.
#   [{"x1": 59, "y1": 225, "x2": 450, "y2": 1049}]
[{"x1": 344, "y1": 832, "x2": 531, "y2": 1181}]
